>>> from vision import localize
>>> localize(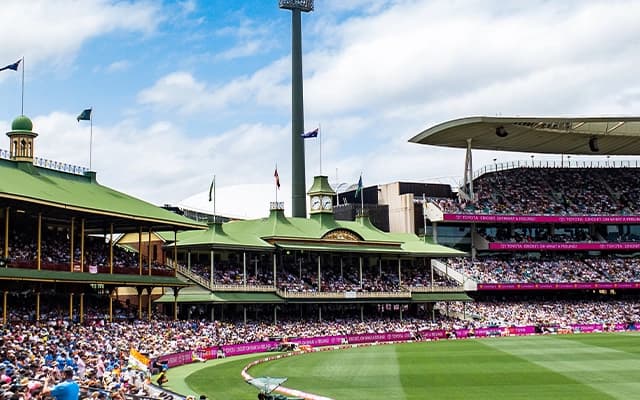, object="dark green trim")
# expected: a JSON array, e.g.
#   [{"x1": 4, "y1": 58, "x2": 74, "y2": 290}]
[
  {"x1": 411, "y1": 292, "x2": 473, "y2": 302},
  {"x1": 154, "y1": 291, "x2": 285, "y2": 304},
  {"x1": 0, "y1": 268, "x2": 189, "y2": 287}
]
